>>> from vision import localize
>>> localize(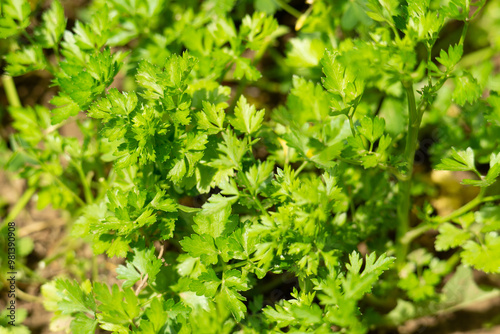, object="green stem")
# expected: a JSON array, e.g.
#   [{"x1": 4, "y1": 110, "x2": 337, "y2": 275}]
[
  {"x1": 401, "y1": 223, "x2": 433, "y2": 245},
  {"x1": 426, "y1": 43, "x2": 434, "y2": 86},
  {"x1": 240, "y1": 172, "x2": 271, "y2": 219},
  {"x1": 254, "y1": 195, "x2": 270, "y2": 219},
  {"x1": 21, "y1": 30, "x2": 36, "y2": 45},
  {"x1": 458, "y1": 21, "x2": 469, "y2": 47},
  {"x1": 295, "y1": 161, "x2": 308, "y2": 176},
  {"x1": 70, "y1": 159, "x2": 93, "y2": 204},
  {"x1": 2, "y1": 75, "x2": 21, "y2": 107},
  {"x1": 444, "y1": 252, "x2": 461, "y2": 272},
  {"x1": 402, "y1": 191, "x2": 500, "y2": 244},
  {"x1": 228, "y1": 78, "x2": 247, "y2": 113},
  {"x1": 47, "y1": 169, "x2": 86, "y2": 207},
  {"x1": 219, "y1": 61, "x2": 234, "y2": 82},
  {"x1": 433, "y1": 188, "x2": 488, "y2": 224},
  {"x1": 274, "y1": 0, "x2": 302, "y2": 18},
  {"x1": 348, "y1": 115, "x2": 356, "y2": 136},
  {"x1": 1, "y1": 187, "x2": 36, "y2": 229},
  {"x1": 53, "y1": 44, "x2": 61, "y2": 63},
  {"x1": 396, "y1": 81, "x2": 421, "y2": 268},
  {"x1": 217, "y1": 260, "x2": 248, "y2": 272}
]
